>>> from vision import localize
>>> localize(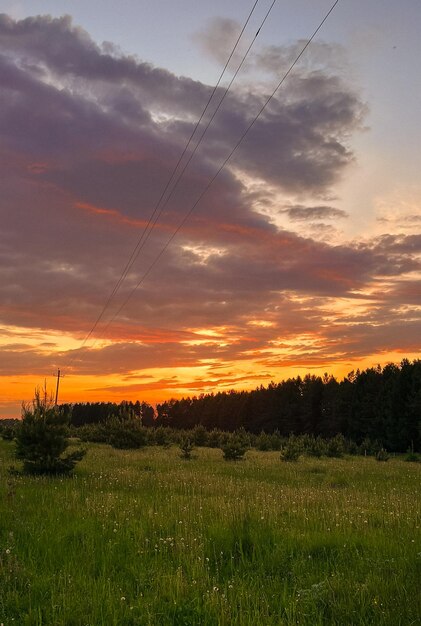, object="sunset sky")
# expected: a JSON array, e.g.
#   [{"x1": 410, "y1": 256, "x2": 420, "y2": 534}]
[{"x1": 0, "y1": 0, "x2": 420, "y2": 417}]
